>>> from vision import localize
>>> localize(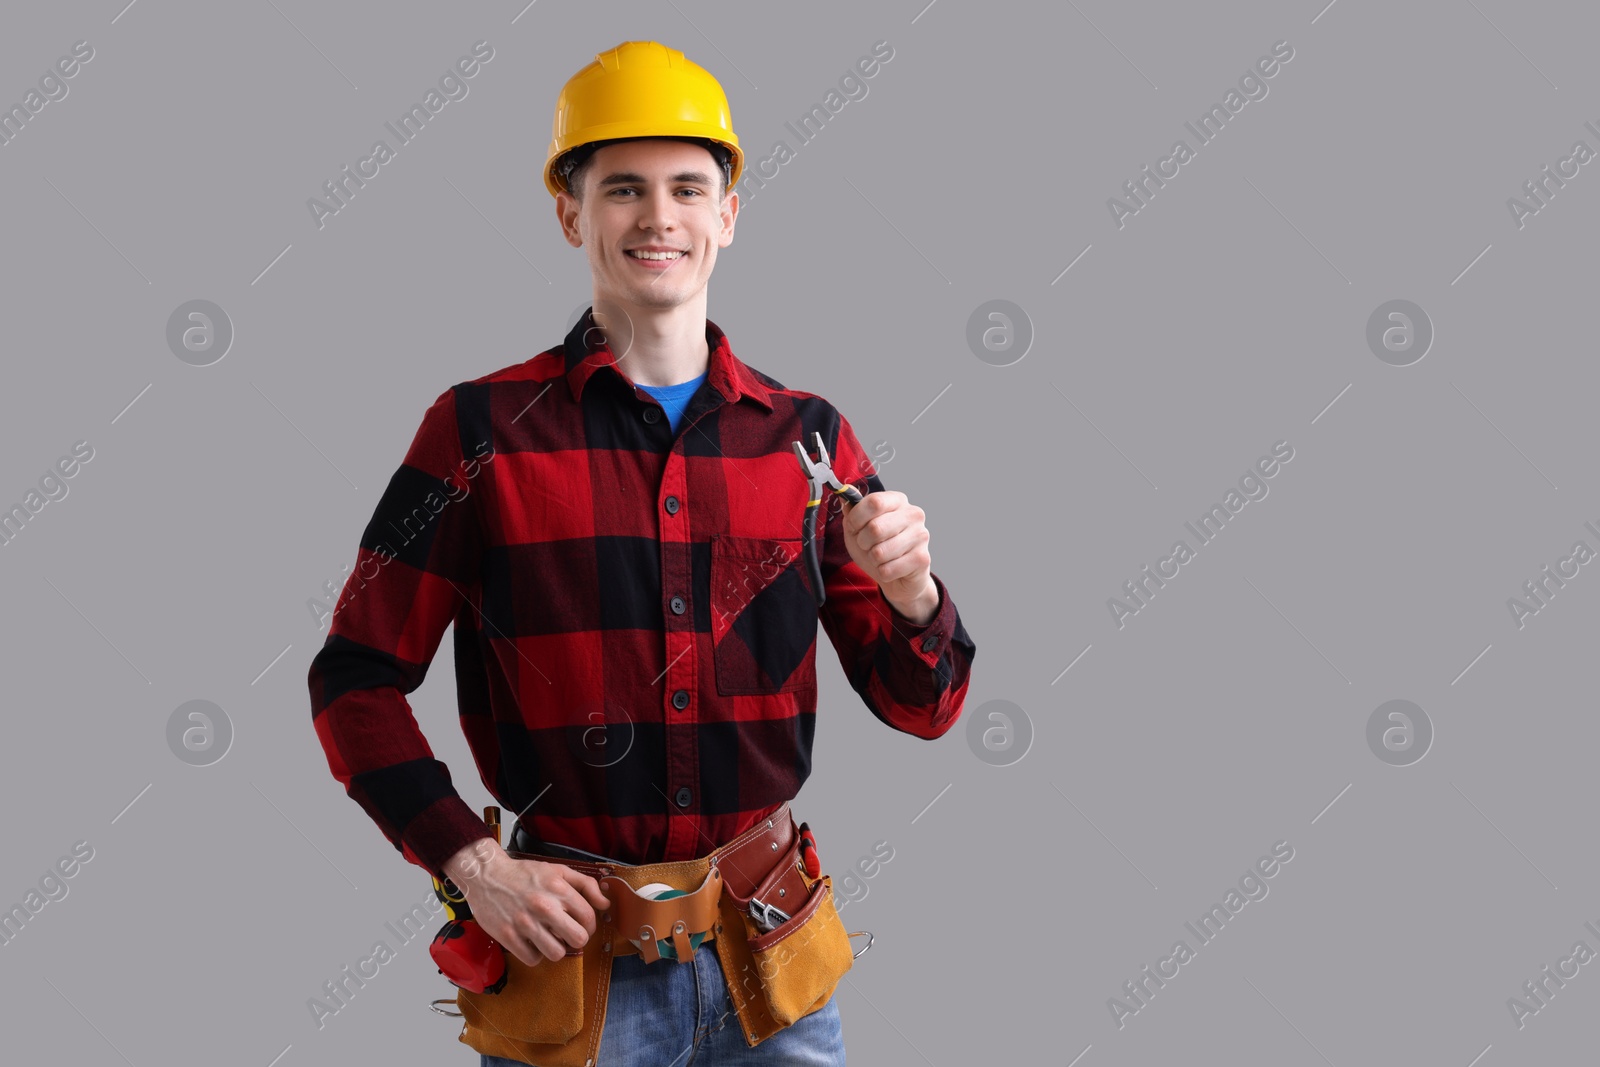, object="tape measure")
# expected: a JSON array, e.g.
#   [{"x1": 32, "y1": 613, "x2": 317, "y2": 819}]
[{"x1": 626, "y1": 882, "x2": 708, "y2": 960}]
